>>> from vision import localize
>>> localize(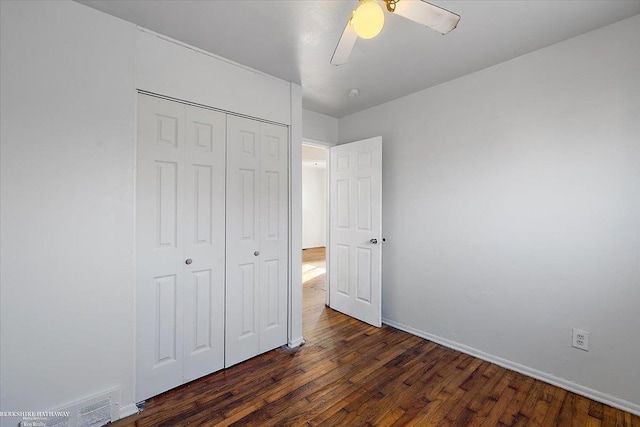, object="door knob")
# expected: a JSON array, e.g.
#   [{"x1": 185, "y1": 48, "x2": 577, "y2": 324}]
[
  {"x1": 185, "y1": 258, "x2": 193, "y2": 265},
  {"x1": 254, "y1": 251, "x2": 260, "y2": 256},
  {"x1": 370, "y1": 238, "x2": 378, "y2": 244}
]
